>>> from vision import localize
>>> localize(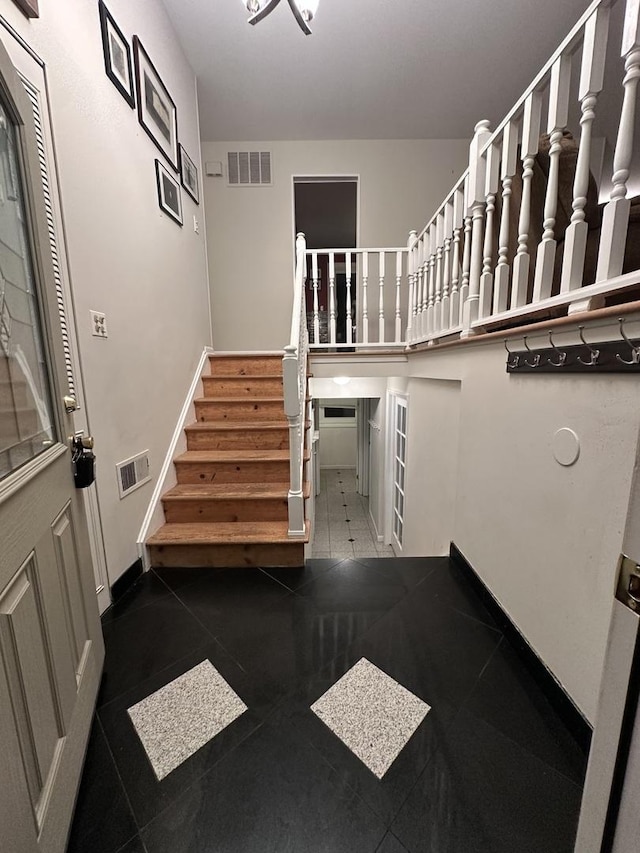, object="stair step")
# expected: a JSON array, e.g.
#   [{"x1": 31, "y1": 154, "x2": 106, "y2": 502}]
[
  {"x1": 147, "y1": 520, "x2": 309, "y2": 568},
  {"x1": 162, "y1": 482, "x2": 309, "y2": 523},
  {"x1": 194, "y1": 397, "x2": 286, "y2": 422},
  {"x1": 208, "y1": 354, "x2": 283, "y2": 376},
  {"x1": 202, "y1": 375, "x2": 283, "y2": 397},
  {"x1": 174, "y1": 449, "x2": 309, "y2": 484},
  {"x1": 185, "y1": 421, "x2": 290, "y2": 451}
]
